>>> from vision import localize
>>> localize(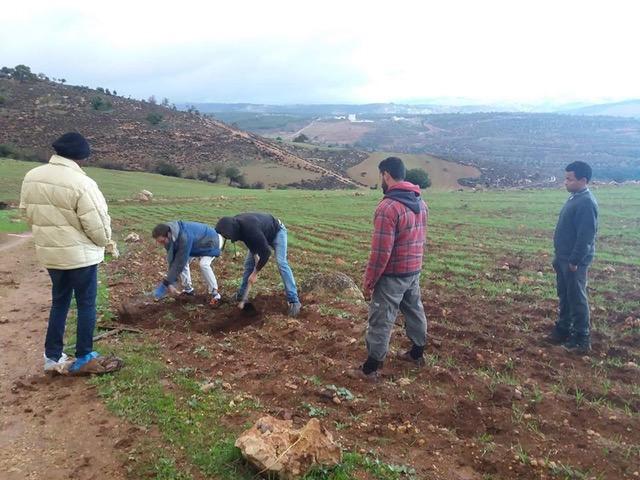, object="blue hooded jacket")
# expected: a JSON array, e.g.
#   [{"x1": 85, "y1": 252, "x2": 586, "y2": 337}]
[{"x1": 163, "y1": 221, "x2": 222, "y2": 285}]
